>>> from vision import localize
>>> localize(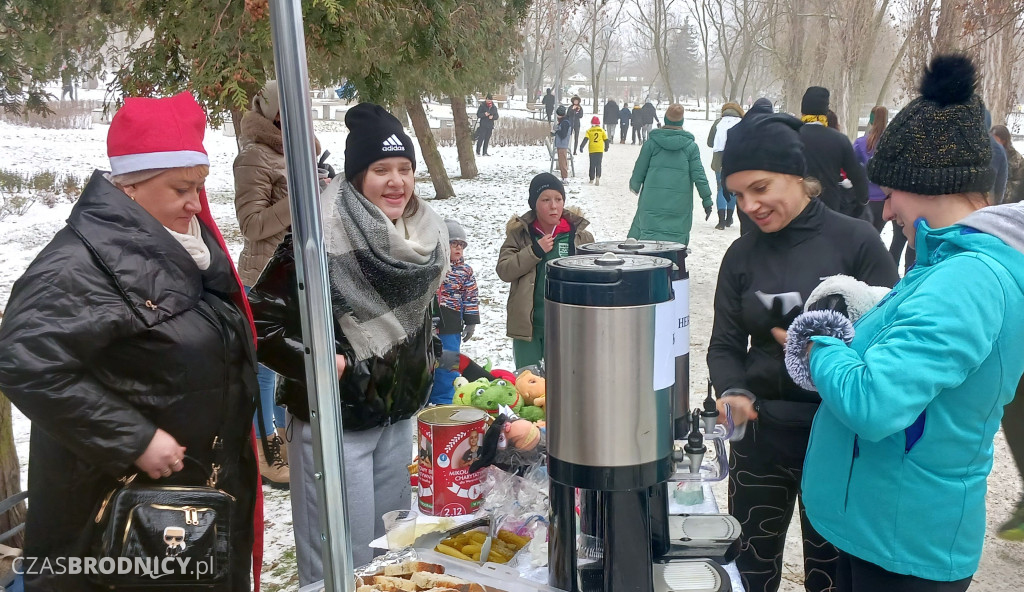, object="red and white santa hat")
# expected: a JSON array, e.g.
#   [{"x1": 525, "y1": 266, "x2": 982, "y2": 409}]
[{"x1": 107, "y1": 92, "x2": 210, "y2": 176}]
